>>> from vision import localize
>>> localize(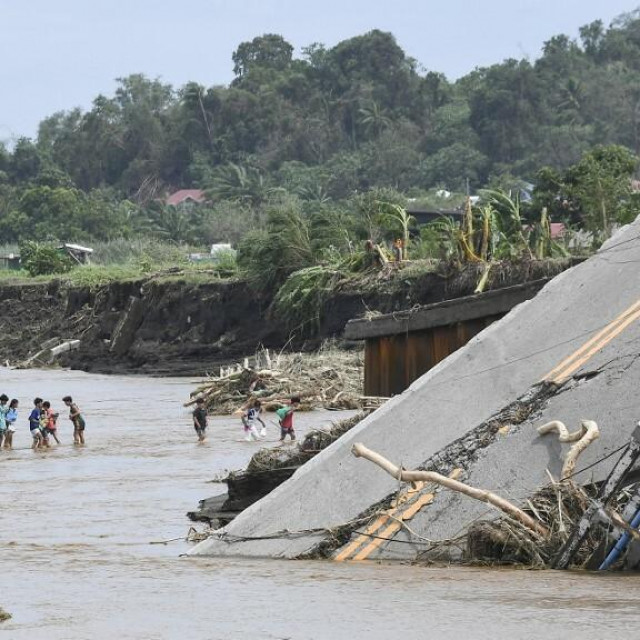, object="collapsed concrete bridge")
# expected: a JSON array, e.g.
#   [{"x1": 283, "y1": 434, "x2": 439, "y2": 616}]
[{"x1": 191, "y1": 219, "x2": 640, "y2": 561}]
